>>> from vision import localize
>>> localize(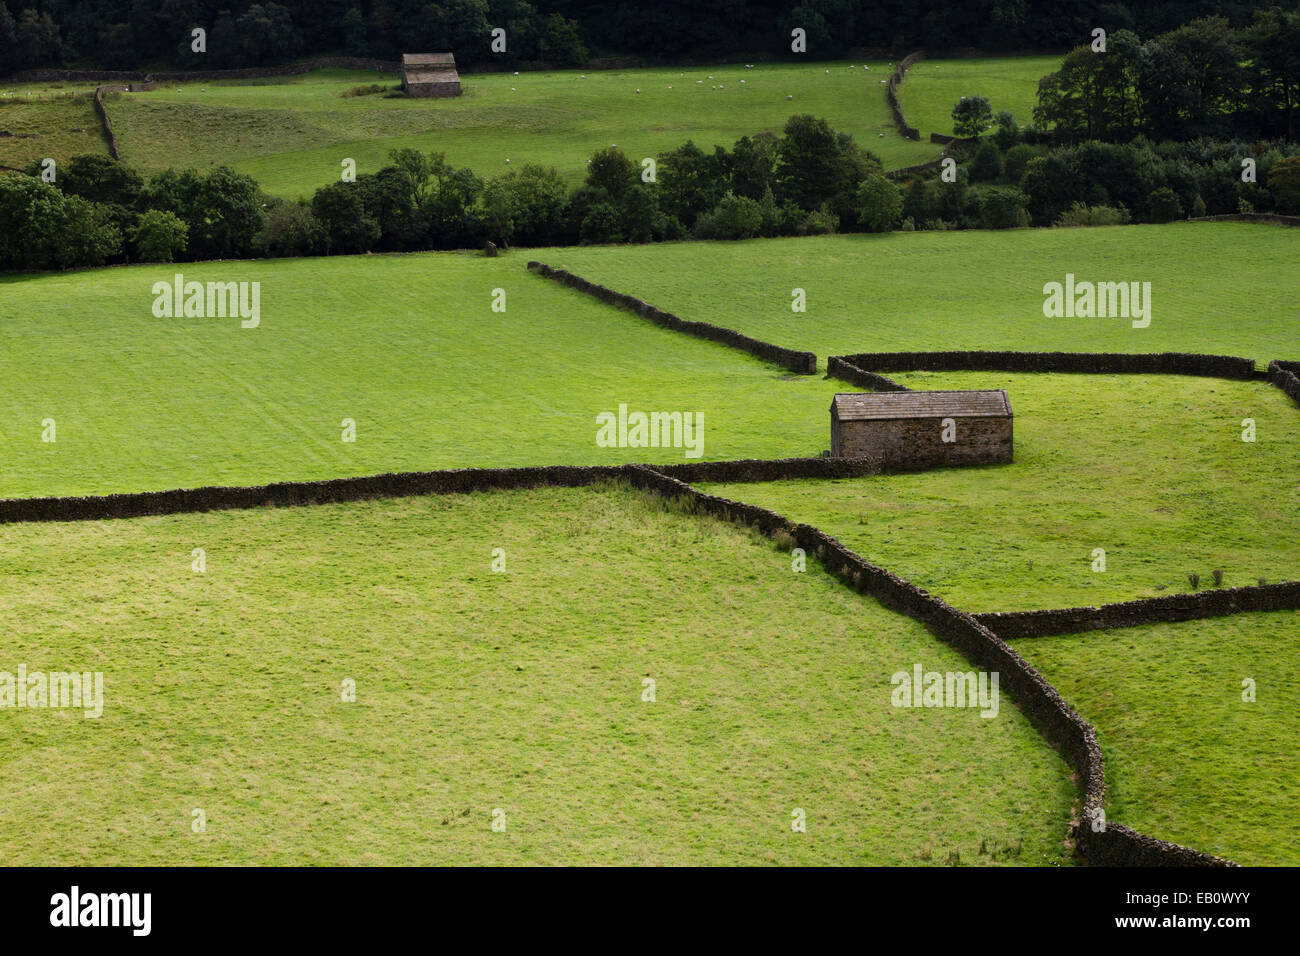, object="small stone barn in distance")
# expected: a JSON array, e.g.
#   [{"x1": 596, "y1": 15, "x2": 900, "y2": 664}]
[
  {"x1": 401, "y1": 53, "x2": 462, "y2": 97},
  {"x1": 831, "y1": 390, "x2": 1013, "y2": 469}
]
